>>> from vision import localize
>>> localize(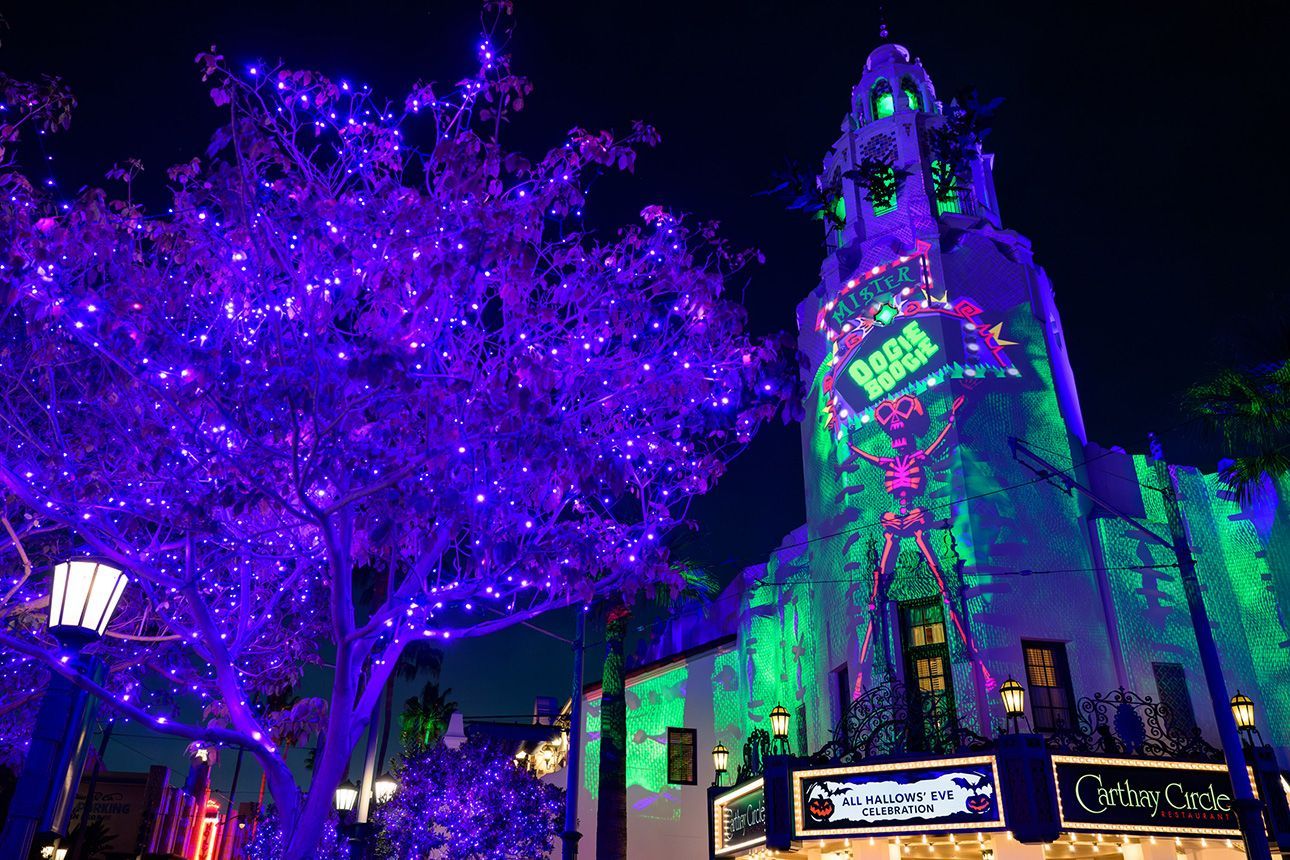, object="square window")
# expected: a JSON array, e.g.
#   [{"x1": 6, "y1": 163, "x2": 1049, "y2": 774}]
[
  {"x1": 1152, "y1": 661, "x2": 1197, "y2": 736},
  {"x1": 666, "y1": 727, "x2": 697, "y2": 785},
  {"x1": 1022, "y1": 640, "x2": 1076, "y2": 732}
]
